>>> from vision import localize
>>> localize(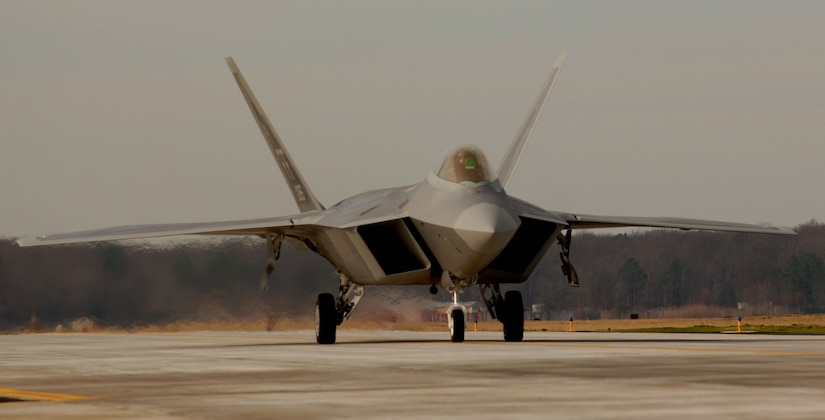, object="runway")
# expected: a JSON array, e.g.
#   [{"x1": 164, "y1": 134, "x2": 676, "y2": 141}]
[{"x1": 2, "y1": 330, "x2": 824, "y2": 419}]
